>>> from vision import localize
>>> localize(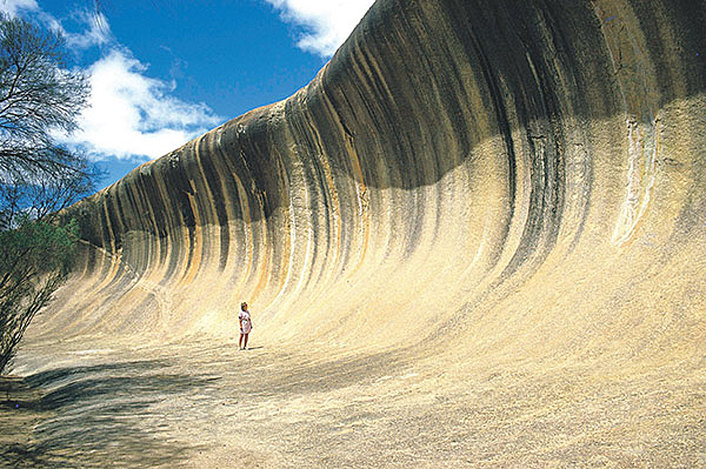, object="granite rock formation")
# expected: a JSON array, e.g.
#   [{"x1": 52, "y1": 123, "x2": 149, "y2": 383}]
[
  {"x1": 13, "y1": 0, "x2": 705, "y2": 465},
  {"x1": 35, "y1": 0, "x2": 704, "y2": 352}
]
